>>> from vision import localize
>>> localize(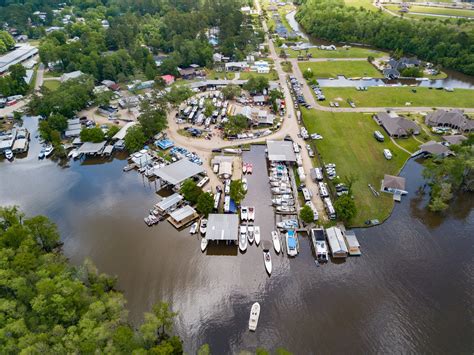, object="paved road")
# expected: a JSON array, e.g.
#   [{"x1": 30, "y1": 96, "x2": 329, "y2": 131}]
[{"x1": 34, "y1": 63, "x2": 44, "y2": 91}]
